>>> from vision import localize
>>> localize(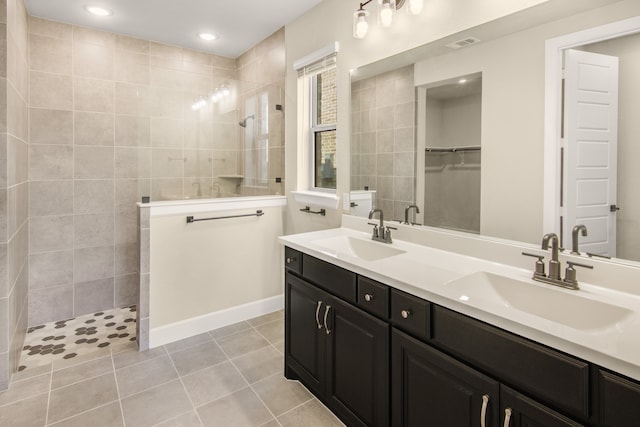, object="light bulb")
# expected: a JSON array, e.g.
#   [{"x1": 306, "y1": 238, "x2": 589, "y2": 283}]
[
  {"x1": 84, "y1": 5, "x2": 113, "y2": 16},
  {"x1": 380, "y1": 2, "x2": 393, "y2": 27},
  {"x1": 353, "y1": 9, "x2": 369, "y2": 39},
  {"x1": 408, "y1": 0, "x2": 423, "y2": 15},
  {"x1": 222, "y1": 87, "x2": 230, "y2": 96}
]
